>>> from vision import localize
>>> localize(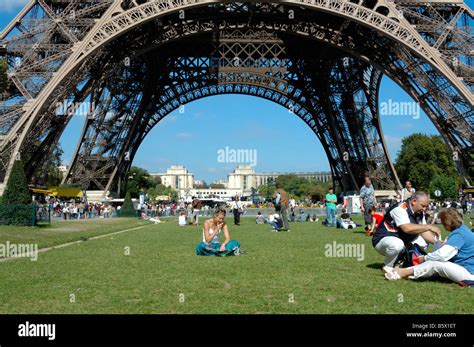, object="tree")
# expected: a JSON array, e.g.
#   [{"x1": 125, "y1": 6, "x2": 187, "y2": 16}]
[
  {"x1": 26, "y1": 141, "x2": 65, "y2": 187},
  {"x1": 147, "y1": 184, "x2": 178, "y2": 201},
  {"x1": 195, "y1": 181, "x2": 209, "y2": 189},
  {"x1": 210, "y1": 183, "x2": 225, "y2": 189},
  {"x1": 258, "y1": 182, "x2": 275, "y2": 201},
  {"x1": 0, "y1": 159, "x2": 33, "y2": 225},
  {"x1": 274, "y1": 174, "x2": 330, "y2": 200},
  {"x1": 394, "y1": 134, "x2": 459, "y2": 192},
  {"x1": 429, "y1": 175, "x2": 457, "y2": 201},
  {"x1": 125, "y1": 166, "x2": 155, "y2": 198},
  {"x1": 119, "y1": 191, "x2": 137, "y2": 217},
  {"x1": 0, "y1": 58, "x2": 7, "y2": 94},
  {"x1": 42, "y1": 144, "x2": 64, "y2": 187},
  {"x1": 122, "y1": 191, "x2": 134, "y2": 210},
  {"x1": 1, "y1": 159, "x2": 31, "y2": 205}
]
